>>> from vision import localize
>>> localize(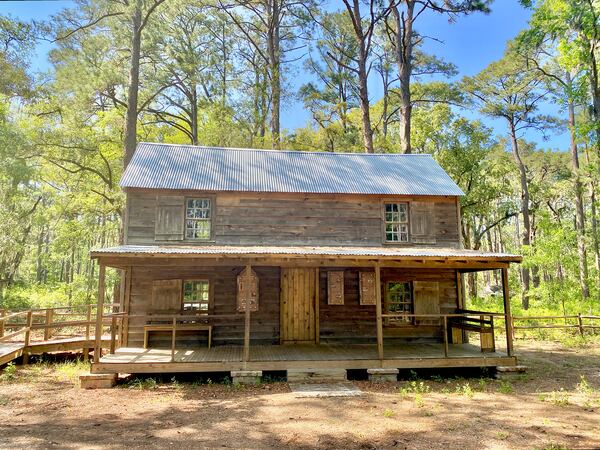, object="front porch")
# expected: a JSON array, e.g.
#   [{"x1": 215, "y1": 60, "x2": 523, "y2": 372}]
[
  {"x1": 89, "y1": 245, "x2": 522, "y2": 375},
  {"x1": 92, "y1": 342, "x2": 516, "y2": 374}
]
